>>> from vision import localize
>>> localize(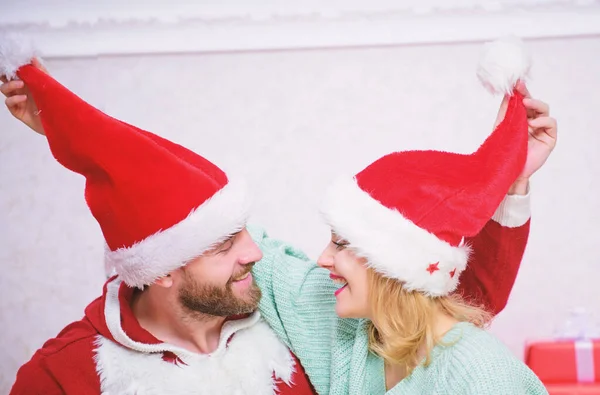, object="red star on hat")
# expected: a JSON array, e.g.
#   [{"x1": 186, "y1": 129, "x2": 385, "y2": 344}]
[{"x1": 426, "y1": 263, "x2": 440, "y2": 275}]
